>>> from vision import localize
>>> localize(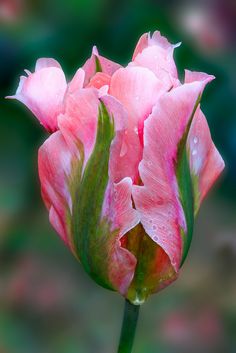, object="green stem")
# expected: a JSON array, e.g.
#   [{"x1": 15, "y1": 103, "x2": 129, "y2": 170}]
[{"x1": 117, "y1": 299, "x2": 140, "y2": 353}]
